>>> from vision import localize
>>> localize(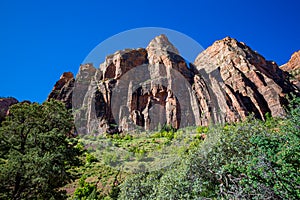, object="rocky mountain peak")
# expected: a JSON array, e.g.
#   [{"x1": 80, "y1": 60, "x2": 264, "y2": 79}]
[
  {"x1": 281, "y1": 50, "x2": 300, "y2": 71},
  {"x1": 60, "y1": 72, "x2": 74, "y2": 79},
  {"x1": 48, "y1": 35, "x2": 299, "y2": 135},
  {"x1": 195, "y1": 37, "x2": 297, "y2": 121},
  {"x1": 280, "y1": 50, "x2": 300, "y2": 89},
  {"x1": 47, "y1": 72, "x2": 75, "y2": 109},
  {"x1": 146, "y1": 34, "x2": 179, "y2": 55}
]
